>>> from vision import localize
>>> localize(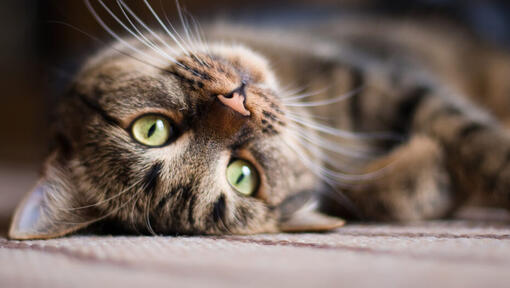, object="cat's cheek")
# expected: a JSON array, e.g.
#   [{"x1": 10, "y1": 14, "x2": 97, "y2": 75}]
[{"x1": 142, "y1": 131, "x2": 193, "y2": 162}]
